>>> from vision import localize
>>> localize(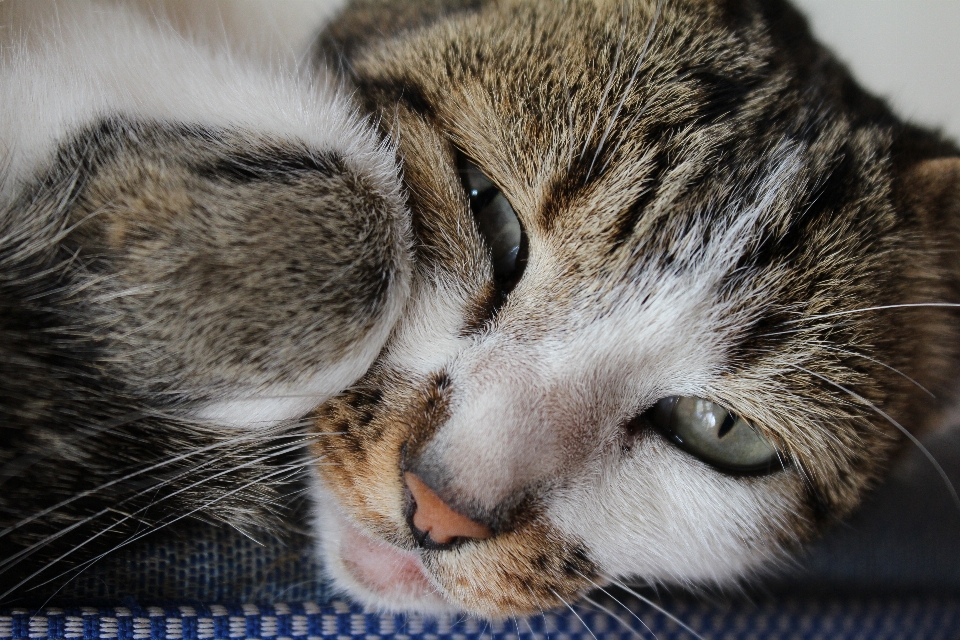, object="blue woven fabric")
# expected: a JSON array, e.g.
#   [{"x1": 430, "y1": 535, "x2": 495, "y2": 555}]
[
  {"x1": 46, "y1": 524, "x2": 327, "y2": 603},
  {"x1": 4, "y1": 596, "x2": 960, "y2": 640}
]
